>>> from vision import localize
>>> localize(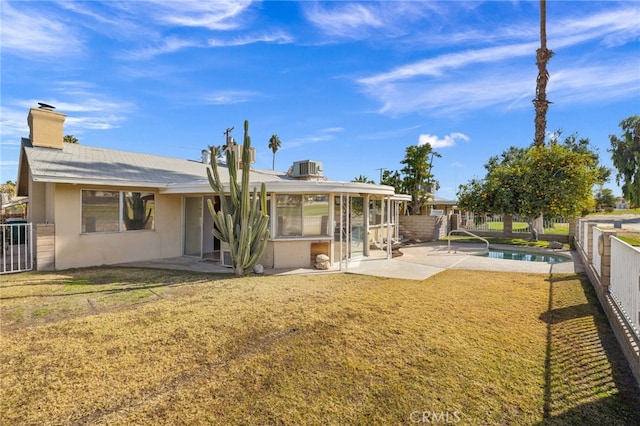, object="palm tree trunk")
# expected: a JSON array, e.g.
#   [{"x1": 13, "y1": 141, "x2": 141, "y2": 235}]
[{"x1": 533, "y1": 0, "x2": 554, "y2": 147}]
